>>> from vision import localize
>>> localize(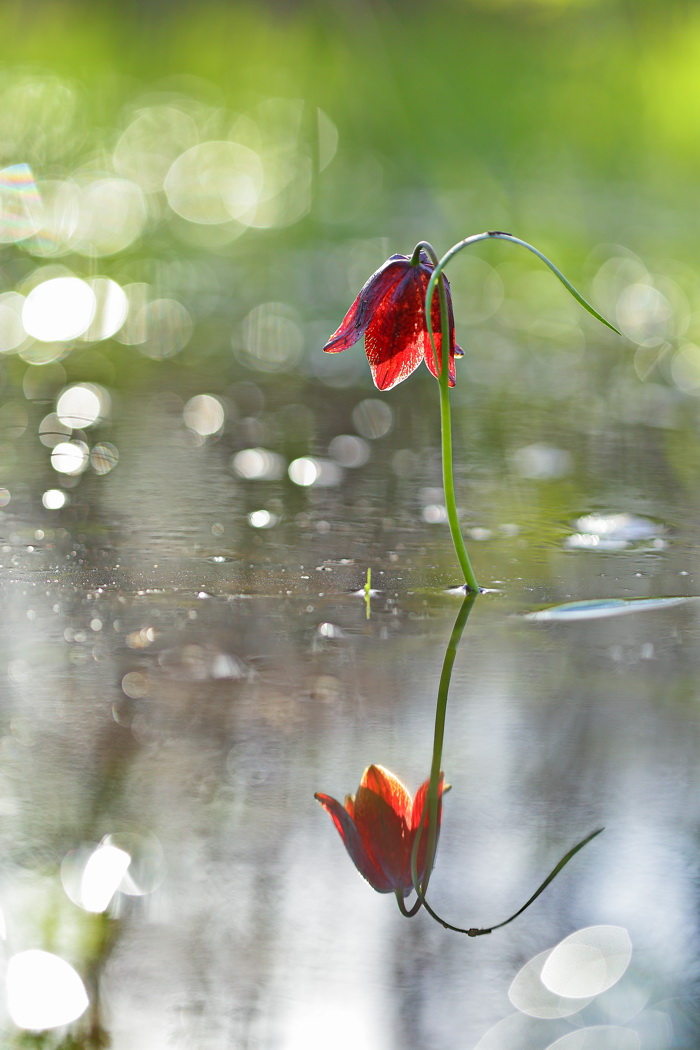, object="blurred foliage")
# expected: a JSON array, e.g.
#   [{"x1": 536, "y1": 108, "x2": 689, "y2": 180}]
[
  {"x1": 0, "y1": 0, "x2": 699, "y2": 509},
  {"x1": 1, "y1": 0, "x2": 699, "y2": 191}
]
